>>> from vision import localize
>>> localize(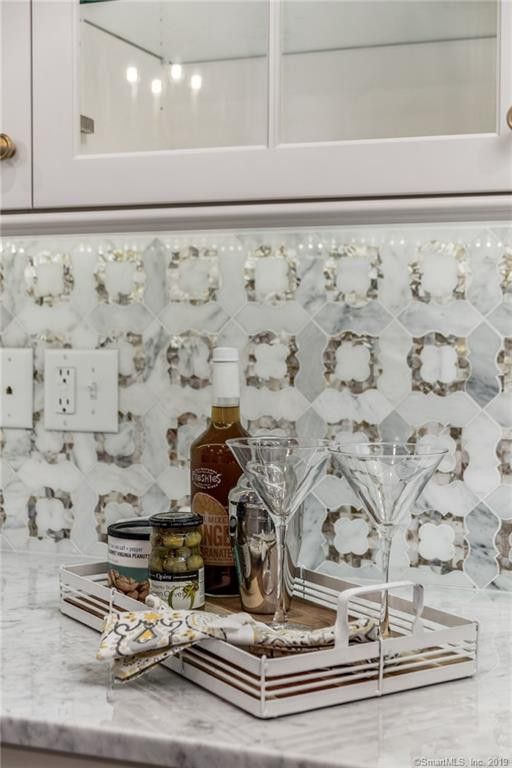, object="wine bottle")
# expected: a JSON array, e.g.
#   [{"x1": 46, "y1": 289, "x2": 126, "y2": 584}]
[{"x1": 190, "y1": 347, "x2": 248, "y2": 595}]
